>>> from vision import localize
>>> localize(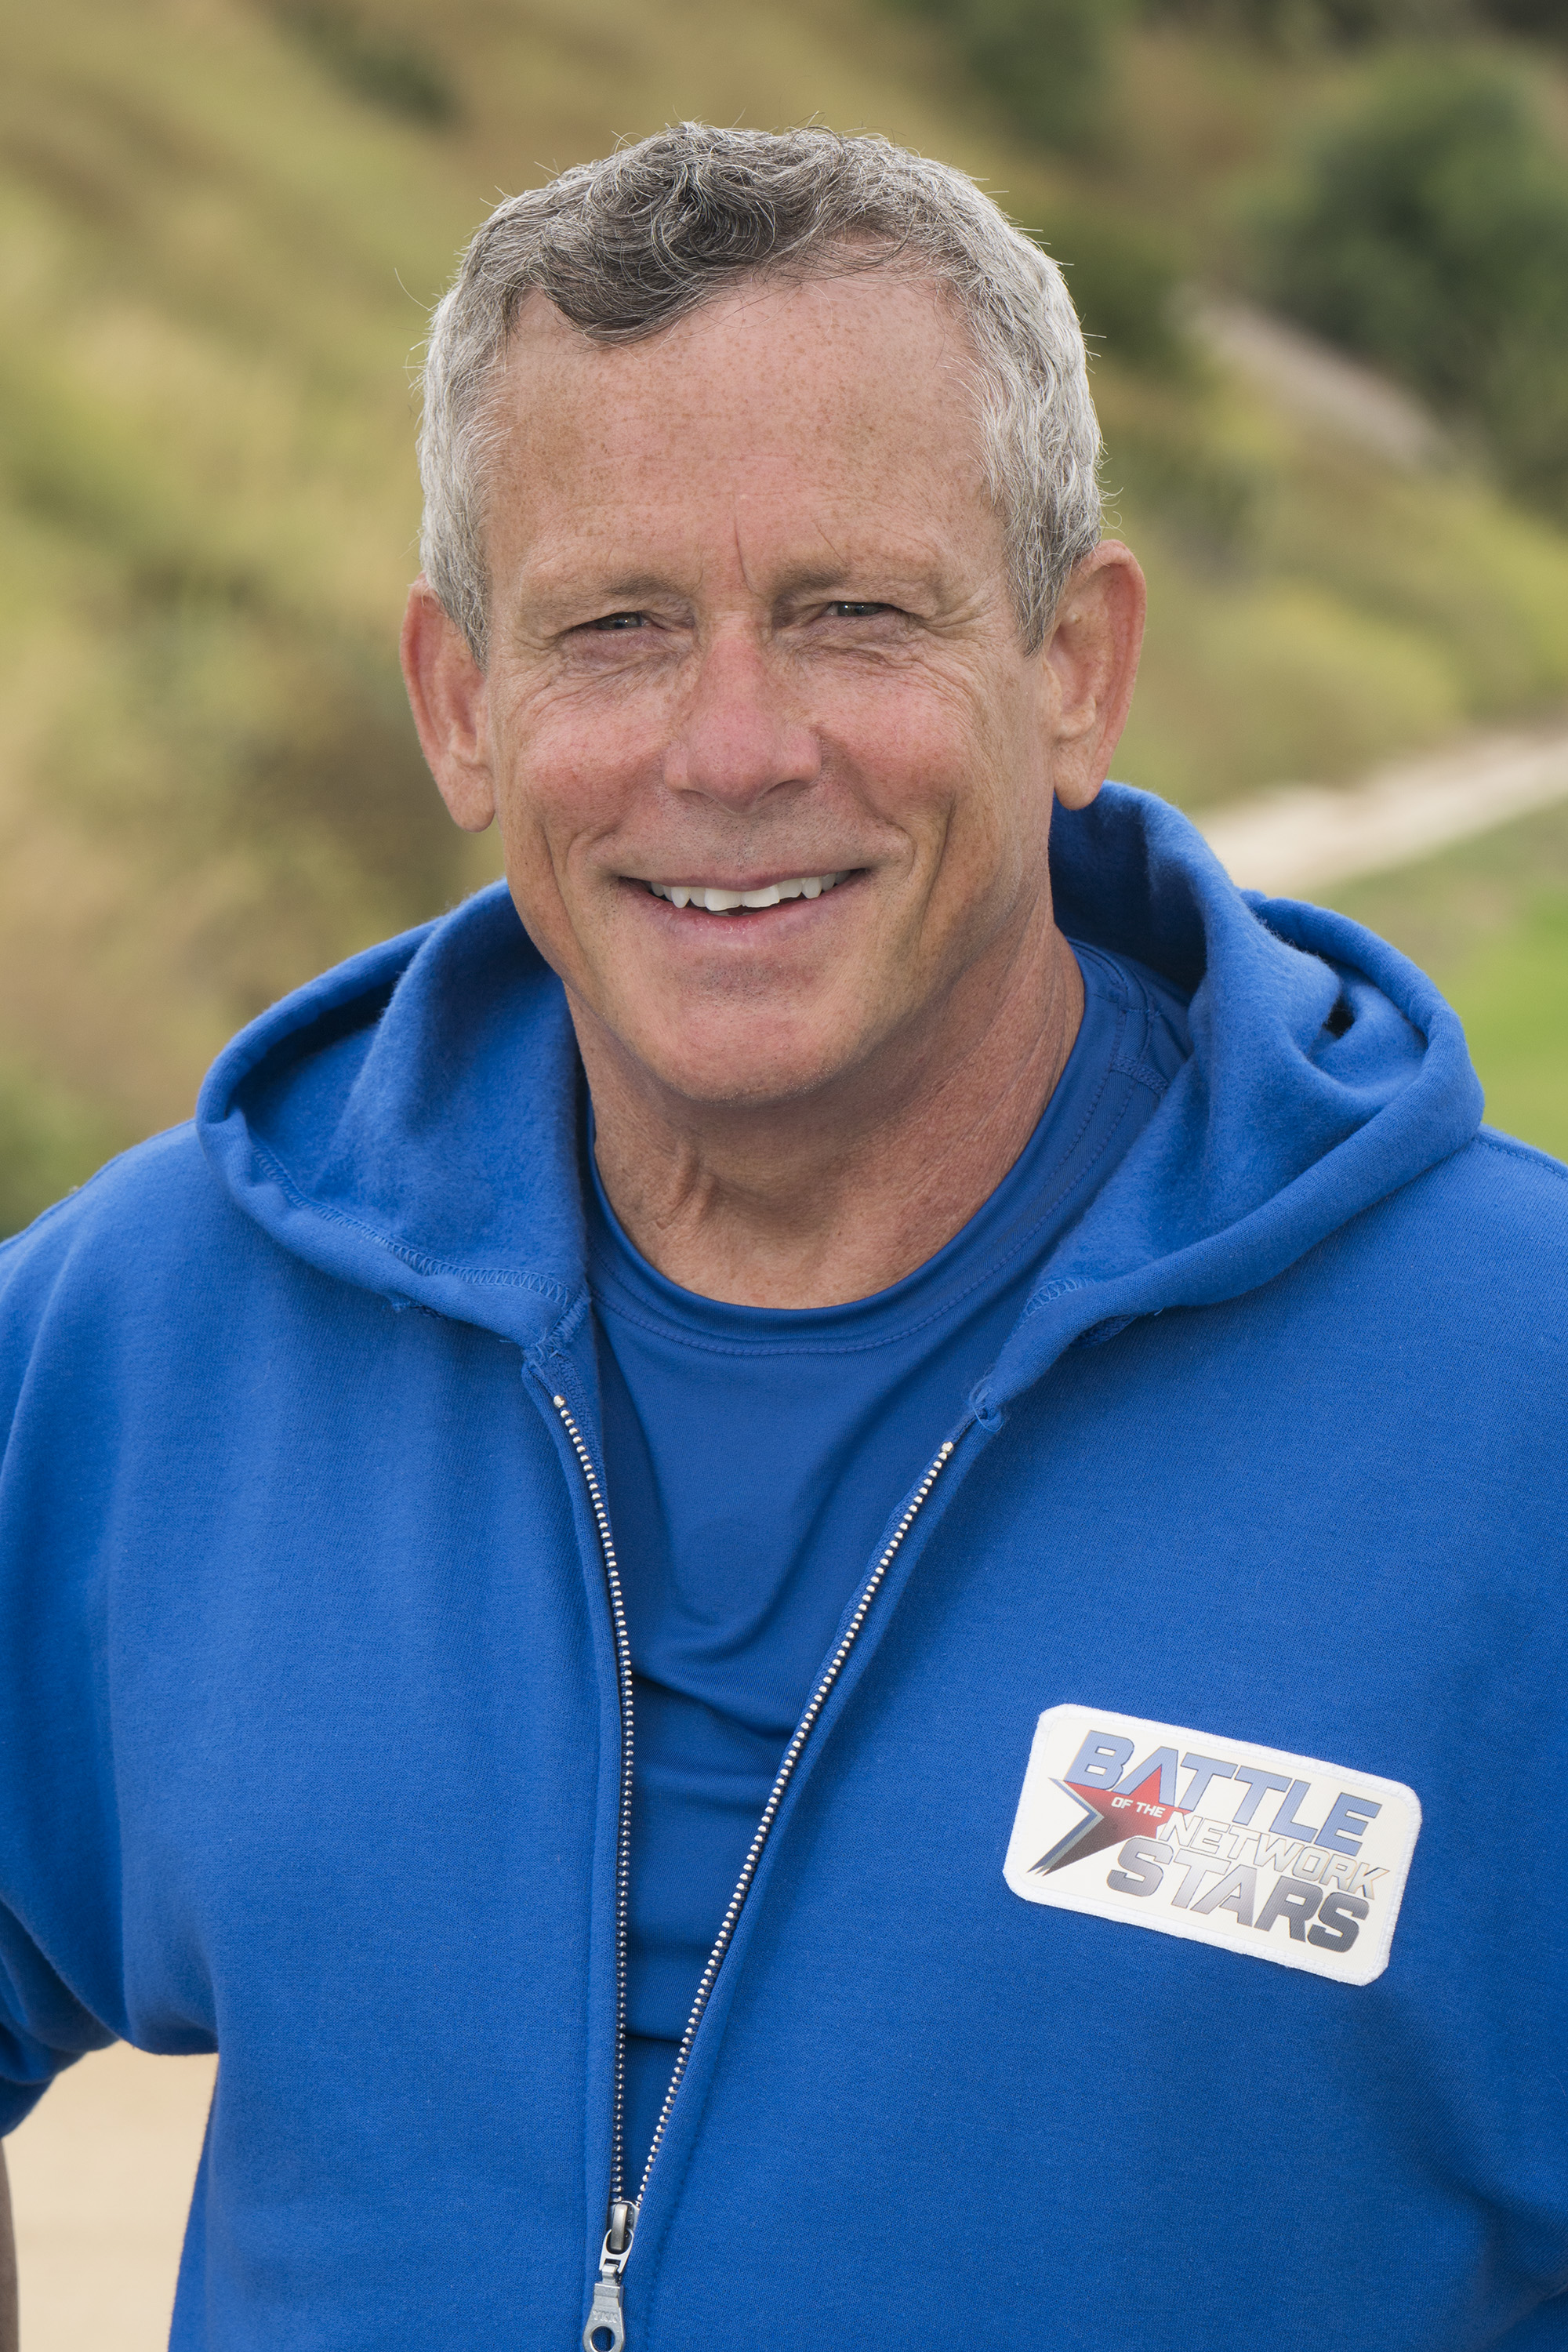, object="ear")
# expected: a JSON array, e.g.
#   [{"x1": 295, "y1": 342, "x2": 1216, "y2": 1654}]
[
  {"x1": 400, "y1": 580, "x2": 497, "y2": 833},
  {"x1": 1040, "y1": 542, "x2": 1146, "y2": 812}
]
